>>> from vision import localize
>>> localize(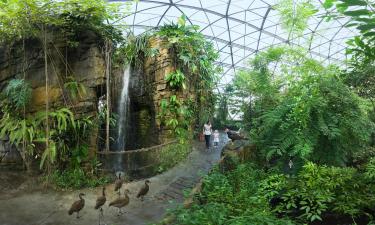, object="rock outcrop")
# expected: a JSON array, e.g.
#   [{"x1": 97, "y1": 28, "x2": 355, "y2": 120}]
[{"x1": 0, "y1": 30, "x2": 106, "y2": 169}]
